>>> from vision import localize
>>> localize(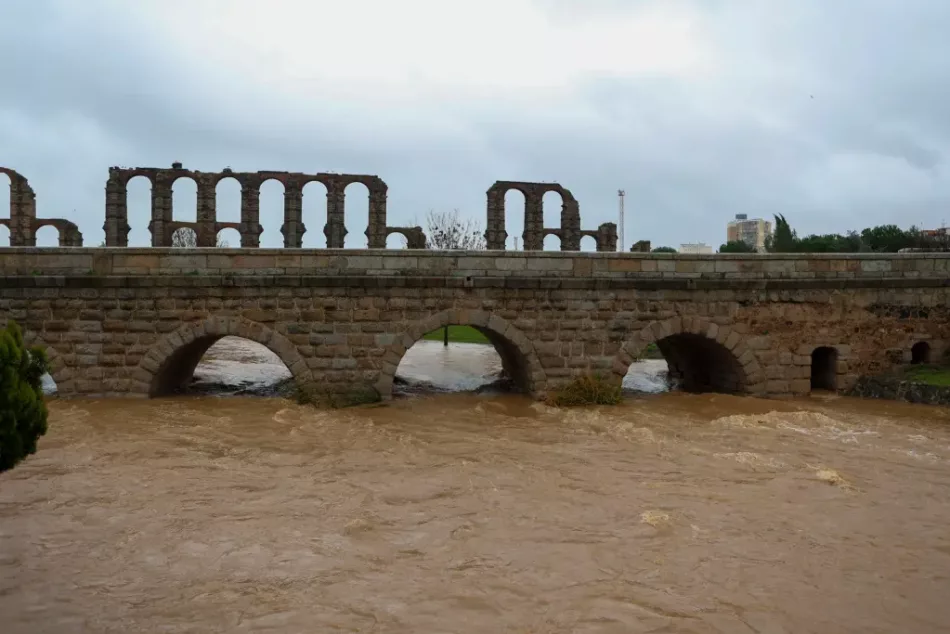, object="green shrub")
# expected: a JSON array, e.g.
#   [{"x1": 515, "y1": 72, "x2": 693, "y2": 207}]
[
  {"x1": 547, "y1": 373, "x2": 623, "y2": 407},
  {"x1": 0, "y1": 321, "x2": 50, "y2": 472}
]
